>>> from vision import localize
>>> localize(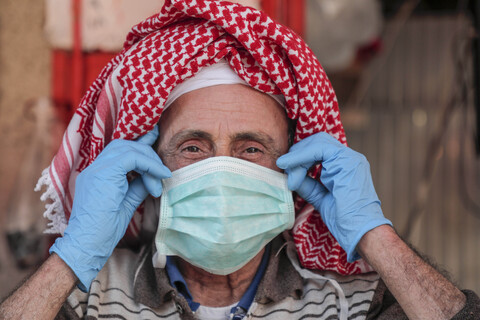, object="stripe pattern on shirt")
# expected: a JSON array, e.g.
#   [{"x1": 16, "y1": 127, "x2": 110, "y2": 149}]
[
  {"x1": 248, "y1": 272, "x2": 379, "y2": 320},
  {"x1": 63, "y1": 246, "x2": 379, "y2": 320}
]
